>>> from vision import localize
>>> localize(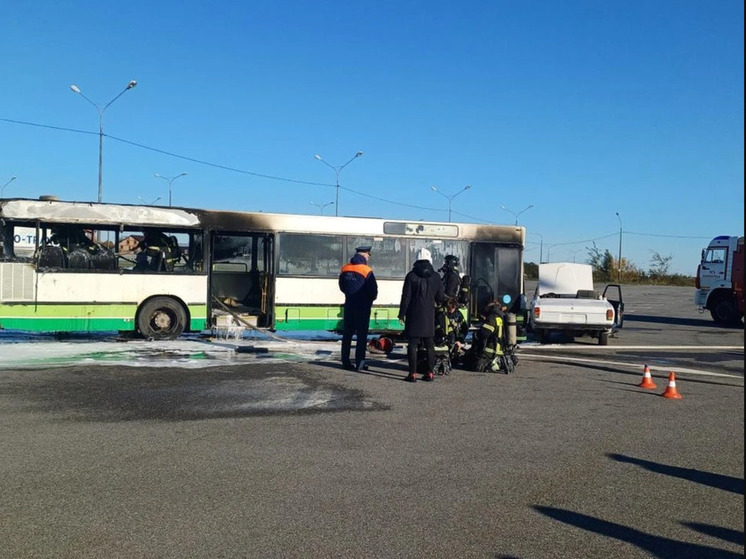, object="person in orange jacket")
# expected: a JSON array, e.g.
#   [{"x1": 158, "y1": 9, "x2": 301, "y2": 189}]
[{"x1": 338, "y1": 246, "x2": 378, "y2": 371}]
